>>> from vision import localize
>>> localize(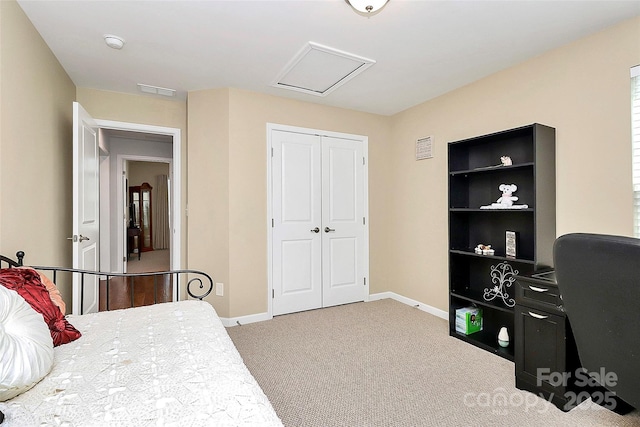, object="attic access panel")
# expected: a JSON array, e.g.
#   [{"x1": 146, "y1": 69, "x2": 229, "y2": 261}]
[{"x1": 272, "y1": 42, "x2": 375, "y2": 97}]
